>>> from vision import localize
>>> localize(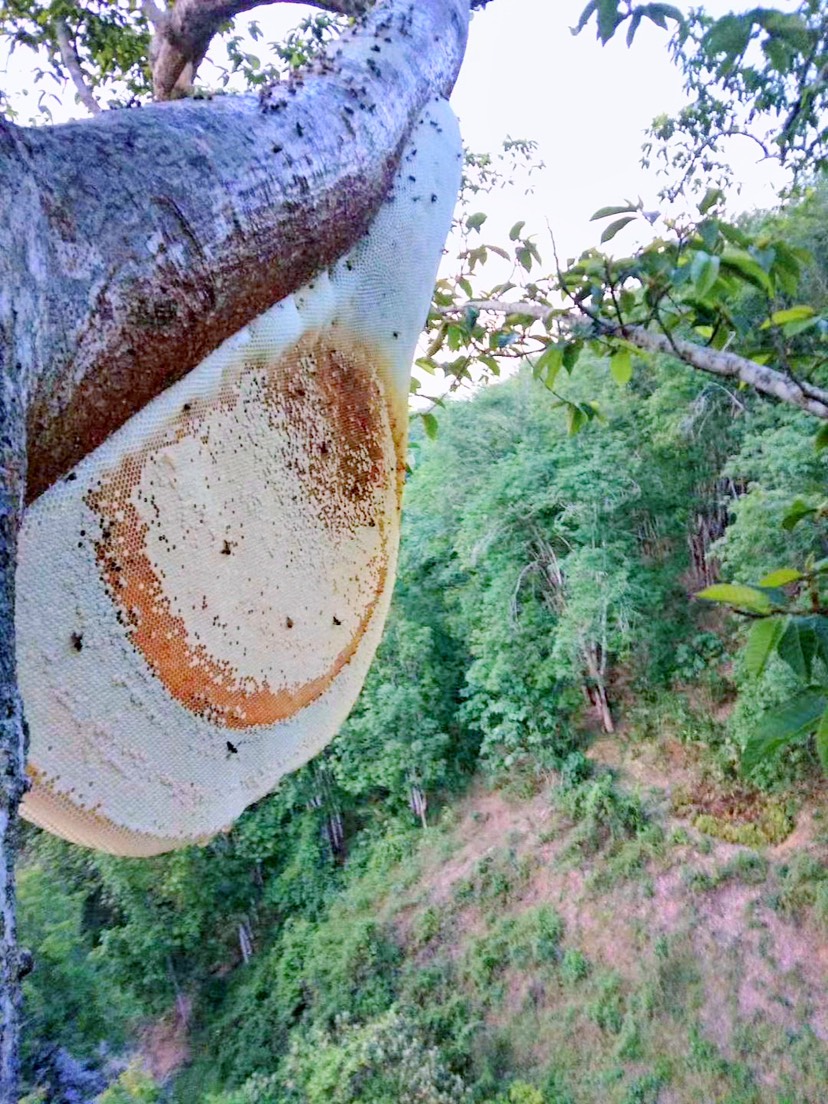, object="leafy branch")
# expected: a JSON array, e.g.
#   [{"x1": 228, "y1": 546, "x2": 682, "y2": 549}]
[
  {"x1": 423, "y1": 189, "x2": 828, "y2": 430},
  {"x1": 698, "y1": 504, "x2": 828, "y2": 773}
]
